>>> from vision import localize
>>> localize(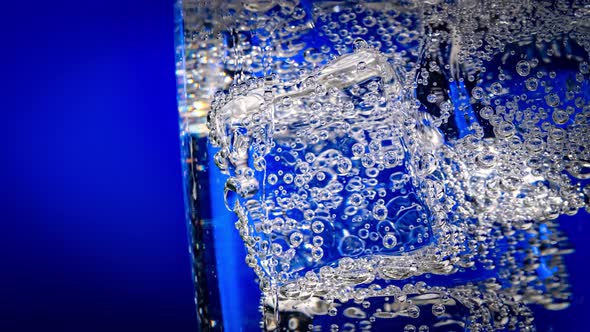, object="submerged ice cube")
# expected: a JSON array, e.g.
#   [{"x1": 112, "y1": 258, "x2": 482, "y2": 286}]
[{"x1": 208, "y1": 48, "x2": 452, "y2": 285}]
